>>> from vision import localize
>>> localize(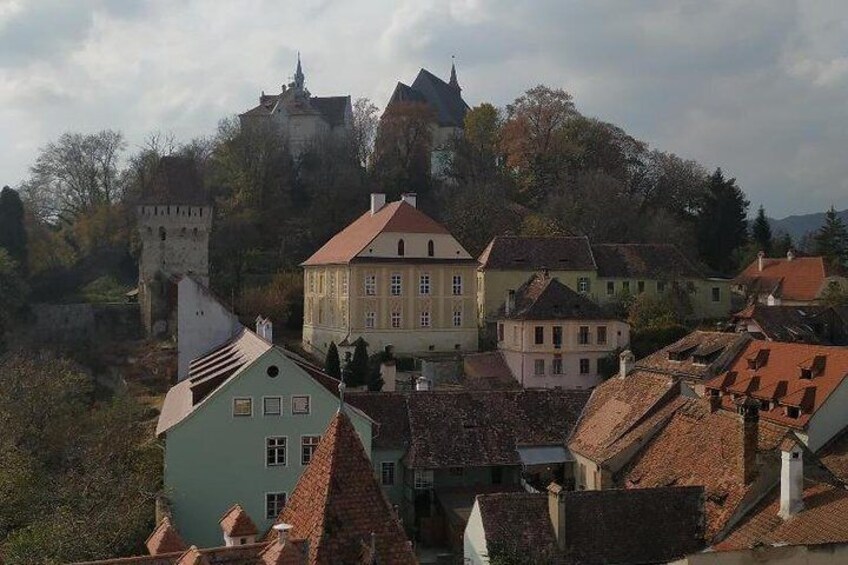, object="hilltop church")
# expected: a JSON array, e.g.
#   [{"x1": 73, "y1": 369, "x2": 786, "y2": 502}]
[{"x1": 239, "y1": 54, "x2": 352, "y2": 155}]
